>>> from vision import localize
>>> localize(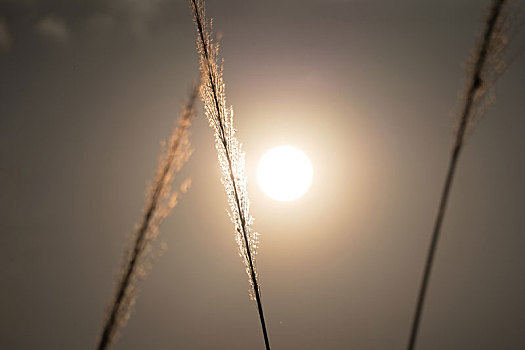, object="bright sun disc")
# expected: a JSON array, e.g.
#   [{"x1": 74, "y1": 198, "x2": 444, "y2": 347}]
[{"x1": 257, "y1": 145, "x2": 313, "y2": 201}]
